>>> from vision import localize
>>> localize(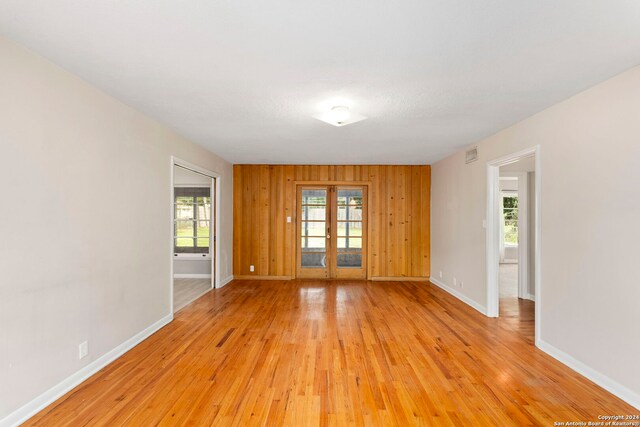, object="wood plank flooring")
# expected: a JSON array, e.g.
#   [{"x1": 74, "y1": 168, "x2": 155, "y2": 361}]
[
  {"x1": 173, "y1": 278, "x2": 212, "y2": 313},
  {"x1": 27, "y1": 280, "x2": 635, "y2": 426}
]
